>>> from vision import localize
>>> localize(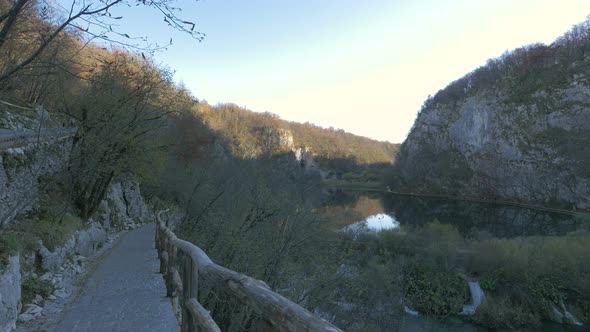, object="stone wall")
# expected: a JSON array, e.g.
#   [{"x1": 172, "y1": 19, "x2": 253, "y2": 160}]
[{"x1": 0, "y1": 139, "x2": 72, "y2": 228}]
